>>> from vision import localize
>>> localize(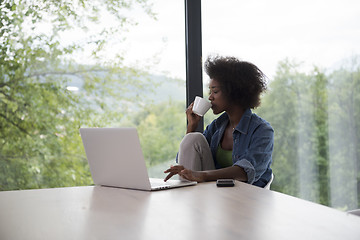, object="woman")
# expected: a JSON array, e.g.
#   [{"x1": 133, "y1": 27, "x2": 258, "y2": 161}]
[{"x1": 164, "y1": 55, "x2": 274, "y2": 187}]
